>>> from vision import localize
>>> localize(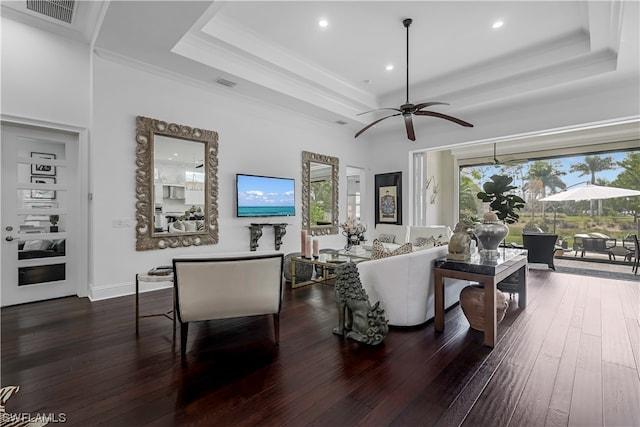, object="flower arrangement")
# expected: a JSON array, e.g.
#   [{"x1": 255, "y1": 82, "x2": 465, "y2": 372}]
[{"x1": 340, "y1": 217, "x2": 367, "y2": 236}]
